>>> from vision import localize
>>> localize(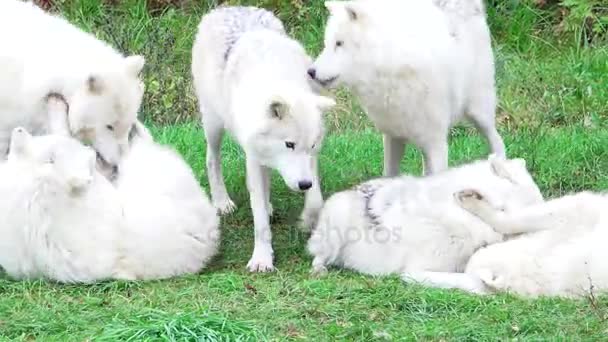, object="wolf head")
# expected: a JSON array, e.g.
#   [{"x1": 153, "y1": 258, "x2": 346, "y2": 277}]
[
  {"x1": 242, "y1": 90, "x2": 335, "y2": 192},
  {"x1": 8, "y1": 127, "x2": 97, "y2": 194},
  {"x1": 61, "y1": 55, "x2": 145, "y2": 175},
  {"x1": 308, "y1": 1, "x2": 365, "y2": 88}
]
